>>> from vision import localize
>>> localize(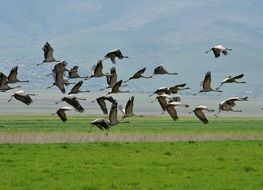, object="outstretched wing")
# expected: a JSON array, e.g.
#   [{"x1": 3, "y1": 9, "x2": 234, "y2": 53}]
[
  {"x1": 57, "y1": 109, "x2": 67, "y2": 122},
  {"x1": 232, "y1": 74, "x2": 244, "y2": 80},
  {"x1": 194, "y1": 109, "x2": 208, "y2": 124},
  {"x1": 166, "y1": 105, "x2": 178, "y2": 121},
  {"x1": 97, "y1": 97, "x2": 108, "y2": 114},
  {"x1": 109, "y1": 102, "x2": 118, "y2": 125},
  {"x1": 69, "y1": 81, "x2": 83, "y2": 94},
  {"x1": 71, "y1": 98, "x2": 84, "y2": 113},
  {"x1": 203, "y1": 72, "x2": 211, "y2": 90},
  {"x1": 93, "y1": 61, "x2": 103, "y2": 75},
  {"x1": 8, "y1": 66, "x2": 18, "y2": 82},
  {"x1": 125, "y1": 96, "x2": 134, "y2": 115},
  {"x1": 0, "y1": 72, "x2": 8, "y2": 86},
  {"x1": 212, "y1": 48, "x2": 220, "y2": 58},
  {"x1": 114, "y1": 49, "x2": 124, "y2": 58},
  {"x1": 157, "y1": 96, "x2": 168, "y2": 111},
  {"x1": 154, "y1": 65, "x2": 168, "y2": 74},
  {"x1": 42, "y1": 42, "x2": 55, "y2": 61},
  {"x1": 132, "y1": 67, "x2": 146, "y2": 78},
  {"x1": 112, "y1": 80, "x2": 122, "y2": 92}
]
